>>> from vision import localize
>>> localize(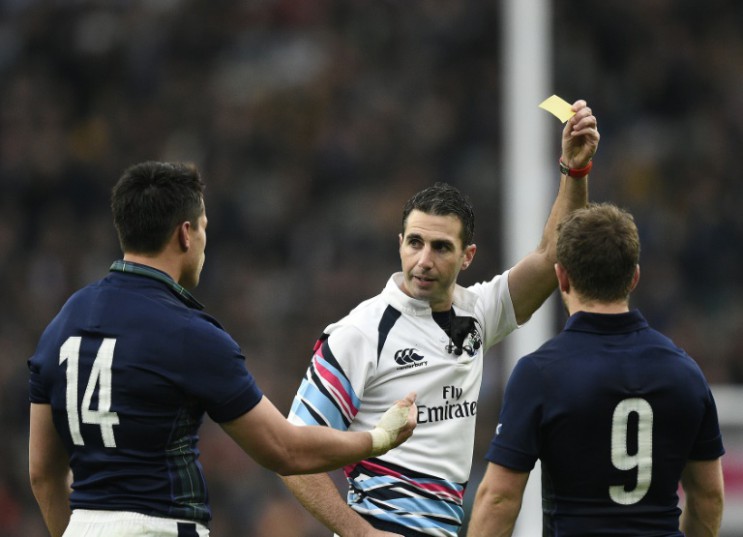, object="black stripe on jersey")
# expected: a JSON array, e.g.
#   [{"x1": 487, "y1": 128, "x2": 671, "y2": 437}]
[
  {"x1": 362, "y1": 494, "x2": 462, "y2": 527},
  {"x1": 377, "y1": 306, "x2": 402, "y2": 362},
  {"x1": 353, "y1": 457, "x2": 467, "y2": 485},
  {"x1": 348, "y1": 458, "x2": 466, "y2": 504},
  {"x1": 362, "y1": 515, "x2": 433, "y2": 537},
  {"x1": 307, "y1": 339, "x2": 352, "y2": 428},
  {"x1": 317, "y1": 337, "x2": 344, "y2": 373}
]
